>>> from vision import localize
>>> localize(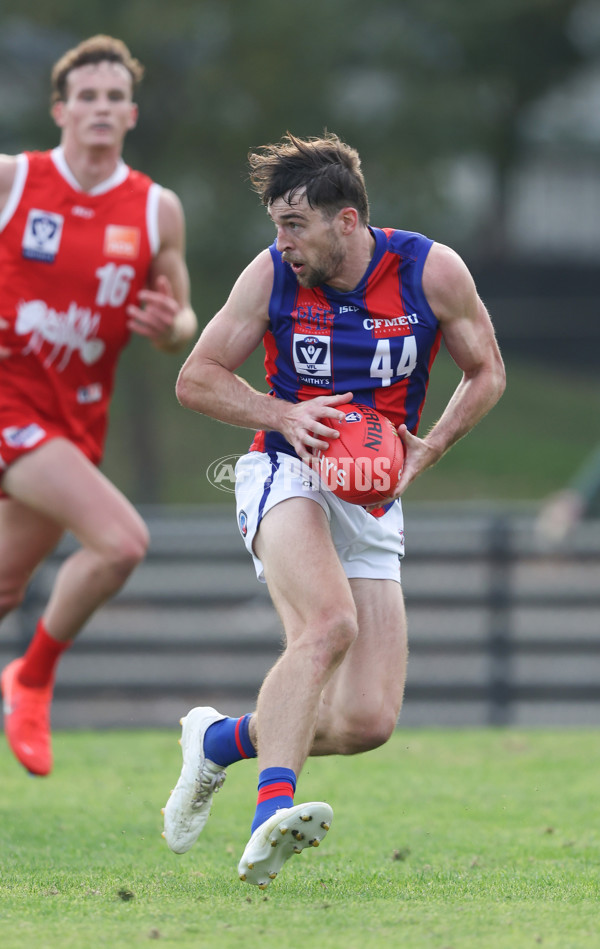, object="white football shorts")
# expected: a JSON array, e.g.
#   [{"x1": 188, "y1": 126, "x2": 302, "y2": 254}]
[{"x1": 234, "y1": 450, "x2": 405, "y2": 584}]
